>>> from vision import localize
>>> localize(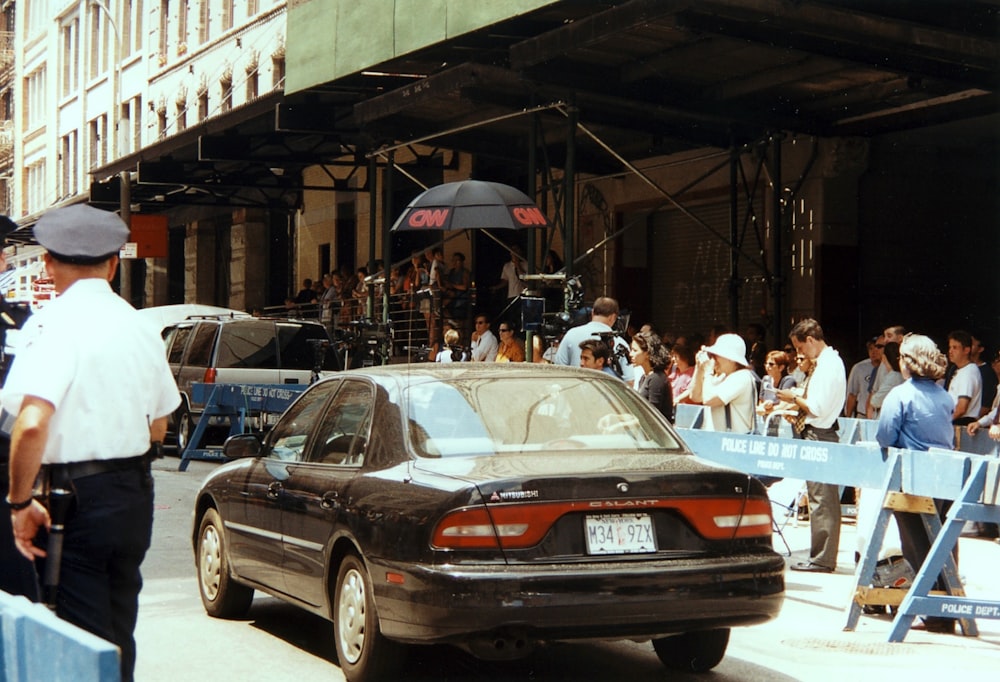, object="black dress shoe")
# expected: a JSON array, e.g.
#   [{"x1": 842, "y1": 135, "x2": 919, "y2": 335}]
[{"x1": 790, "y1": 561, "x2": 834, "y2": 573}]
